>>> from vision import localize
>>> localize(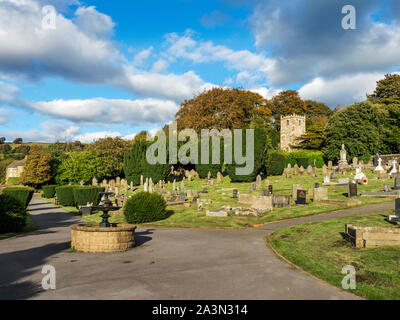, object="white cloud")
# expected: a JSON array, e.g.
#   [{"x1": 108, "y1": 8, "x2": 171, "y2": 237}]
[
  {"x1": 0, "y1": 120, "x2": 80, "y2": 142},
  {"x1": 73, "y1": 6, "x2": 115, "y2": 39},
  {"x1": 165, "y1": 31, "x2": 276, "y2": 84},
  {"x1": 73, "y1": 131, "x2": 122, "y2": 144},
  {"x1": 250, "y1": 87, "x2": 281, "y2": 100},
  {"x1": 151, "y1": 59, "x2": 169, "y2": 73},
  {"x1": 120, "y1": 68, "x2": 215, "y2": 101},
  {"x1": 133, "y1": 46, "x2": 153, "y2": 66},
  {"x1": 31, "y1": 97, "x2": 180, "y2": 124},
  {"x1": 0, "y1": 109, "x2": 10, "y2": 124},
  {"x1": 299, "y1": 73, "x2": 386, "y2": 107}
]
